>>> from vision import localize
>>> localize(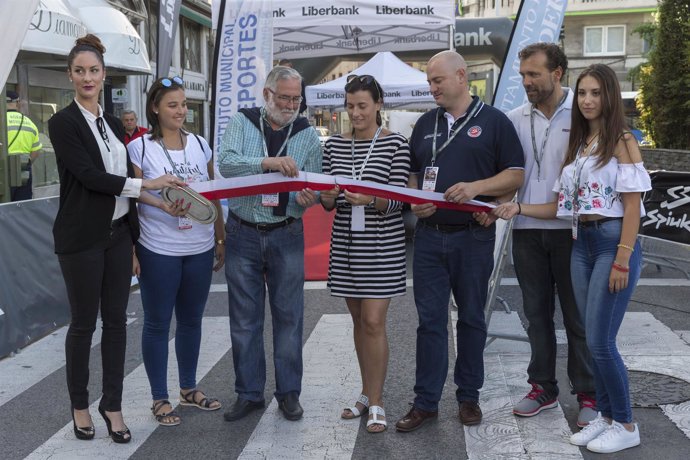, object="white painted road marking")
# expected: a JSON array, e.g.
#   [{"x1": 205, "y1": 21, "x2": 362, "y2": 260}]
[
  {"x1": 0, "y1": 319, "x2": 135, "y2": 408},
  {"x1": 144, "y1": 277, "x2": 690, "y2": 295},
  {"x1": 239, "y1": 314, "x2": 360, "y2": 459},
  {"x1": 25, "y1": 317, "x2": 231, "y2": 460}
]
